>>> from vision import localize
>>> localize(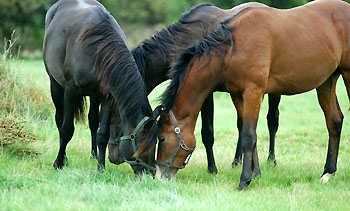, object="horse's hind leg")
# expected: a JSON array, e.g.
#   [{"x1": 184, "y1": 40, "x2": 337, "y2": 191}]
[
  {"x1": 50, "y1": 77, "x2": 64, "y2": 132},
  {"x1": 340, "y1": 67, "x2": 350, "y2": 108},
  {"x1": 53, "y1": 80, "x2": 81, "y2": 169},
  {"x1": 266, "y1": 94, "x2": 281, "y2": 165},
  {"x1": 316, "y1": 73, "x2": 343, "y2": 183},
  {"x1": 88, "y1": 97, "x2": 100, "y2": 160},
  {"x1": 200, "y1": 93, "x2": 218, "y2": 174},
  {"x1": 231, "y1": 94, "x2": 243, "y2": 167}
]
